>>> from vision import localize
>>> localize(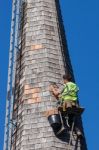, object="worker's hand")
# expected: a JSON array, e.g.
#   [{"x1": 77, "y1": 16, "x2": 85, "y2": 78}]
[{"x1": 49, "y1": 85, "x2": 54, "y2": 92}]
